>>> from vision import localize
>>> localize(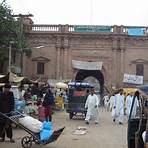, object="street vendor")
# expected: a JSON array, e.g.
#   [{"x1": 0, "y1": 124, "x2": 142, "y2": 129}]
[{"x1": 0, "y1": 83, "x2": 15, "y2": 143}]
